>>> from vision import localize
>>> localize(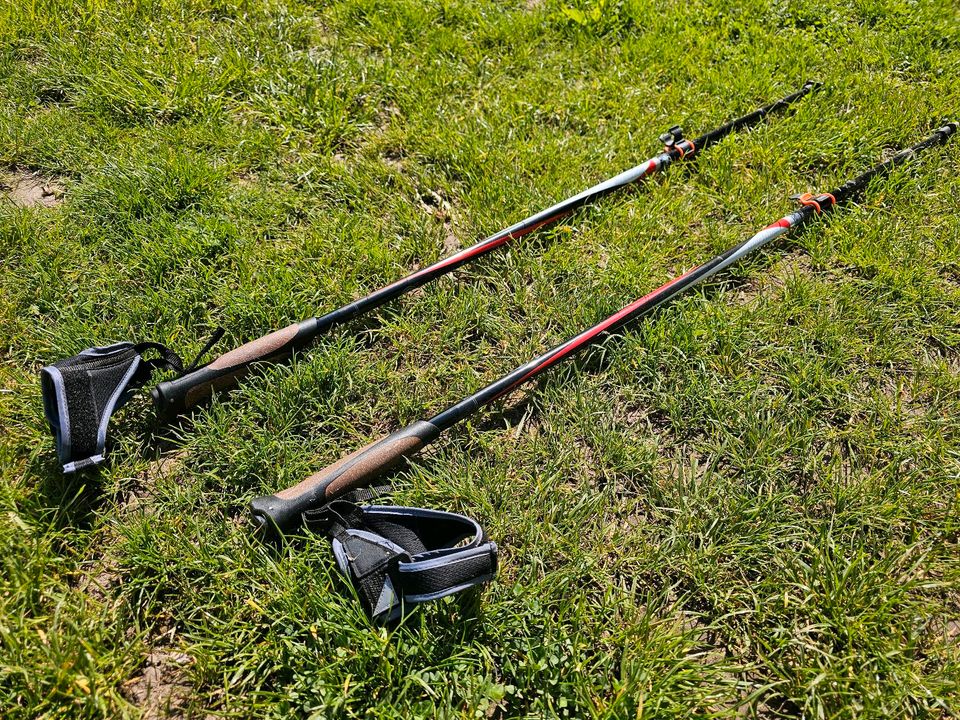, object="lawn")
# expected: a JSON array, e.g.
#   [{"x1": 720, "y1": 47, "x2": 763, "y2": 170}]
[{"x1": 1, "y1": 0, "x2": 959, "y2": 717}]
